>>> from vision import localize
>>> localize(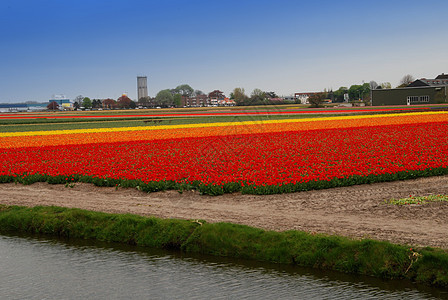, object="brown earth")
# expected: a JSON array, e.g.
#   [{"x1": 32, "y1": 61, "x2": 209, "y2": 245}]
[{"x1": 1, "y1": 176, "x2": 448, "y2": 249}]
